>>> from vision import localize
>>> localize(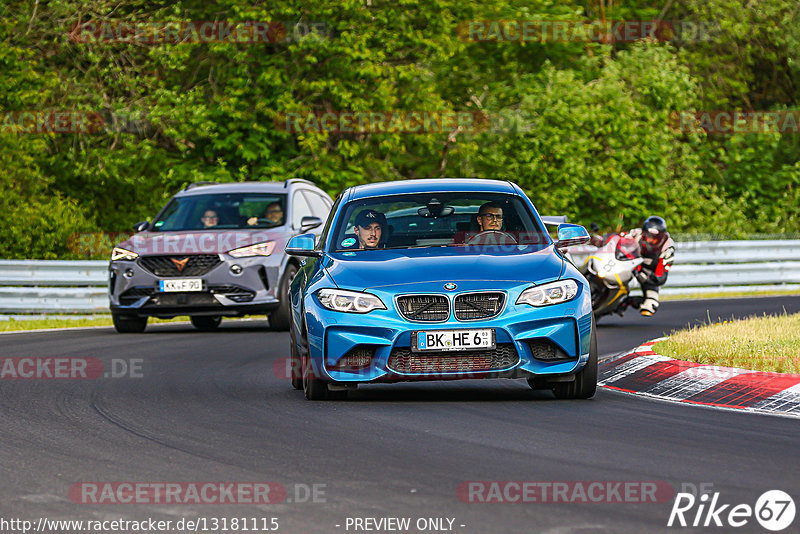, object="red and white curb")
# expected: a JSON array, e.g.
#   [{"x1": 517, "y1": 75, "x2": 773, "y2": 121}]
[{"x1": 599, "y1": 339, "x2": 800, "y2": 418}]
